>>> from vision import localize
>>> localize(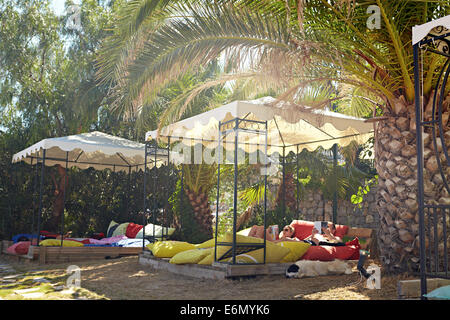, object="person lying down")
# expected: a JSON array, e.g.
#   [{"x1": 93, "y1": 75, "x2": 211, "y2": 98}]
[
  {"x1": 247, "y1": 225, "x2": 299, "y2": 242},
  {"x1": 248, "y1": 222, "x2": 345, "y2": 246}
]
